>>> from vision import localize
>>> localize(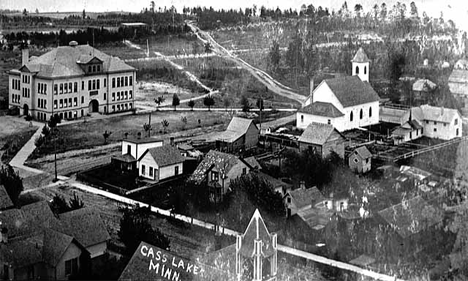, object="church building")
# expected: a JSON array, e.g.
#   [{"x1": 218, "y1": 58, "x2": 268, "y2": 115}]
[{"x1": 297, "y1": 47, "x2": 380, "y2": 132}]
